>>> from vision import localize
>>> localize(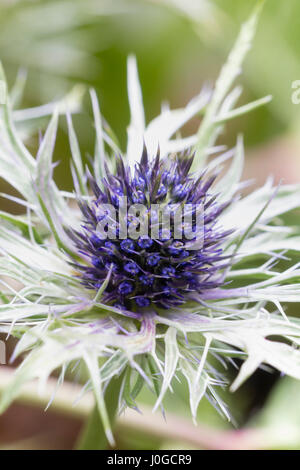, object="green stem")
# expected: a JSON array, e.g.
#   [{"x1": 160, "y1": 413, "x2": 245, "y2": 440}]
[{"x1": 76, "y1": 373, "x2": 124, "y2": 450}]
